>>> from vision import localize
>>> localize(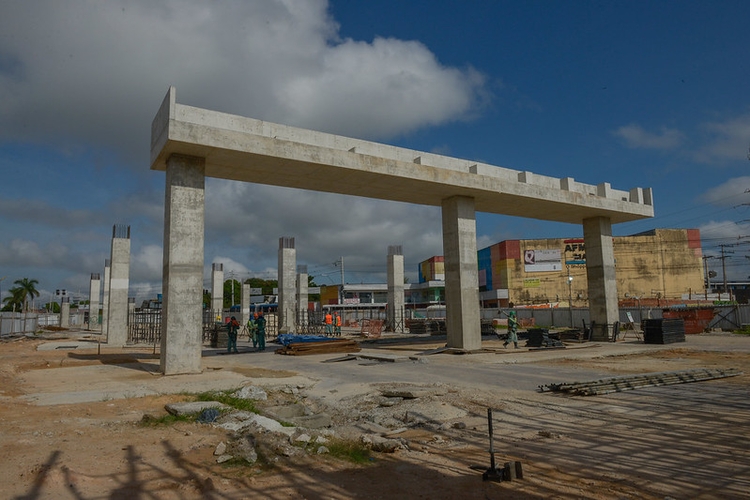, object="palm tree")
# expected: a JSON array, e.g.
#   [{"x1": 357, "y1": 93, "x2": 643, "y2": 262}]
[
  {"x1": 12, "y1": 278, "x2": 40, "y2": 312},
  {"x1": 2, "y1": 287, "x2": 25, "y2": 312}
]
